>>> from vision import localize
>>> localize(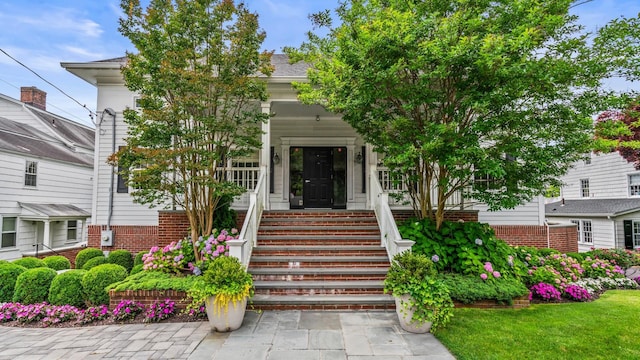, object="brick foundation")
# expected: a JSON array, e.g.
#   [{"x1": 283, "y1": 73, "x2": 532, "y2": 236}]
[
  {"x1": 492, "y1": 223, "x2": 578, "y2": 253},
  {"x1": 392, "y1": 210, "x2": 479, "y2": 224},
  {"x1": 109, "y1": 290, "x2": 191, "y2": 311},
  {"x1": 88, "y1": 211, "x2": 247, "y2": 256}
]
